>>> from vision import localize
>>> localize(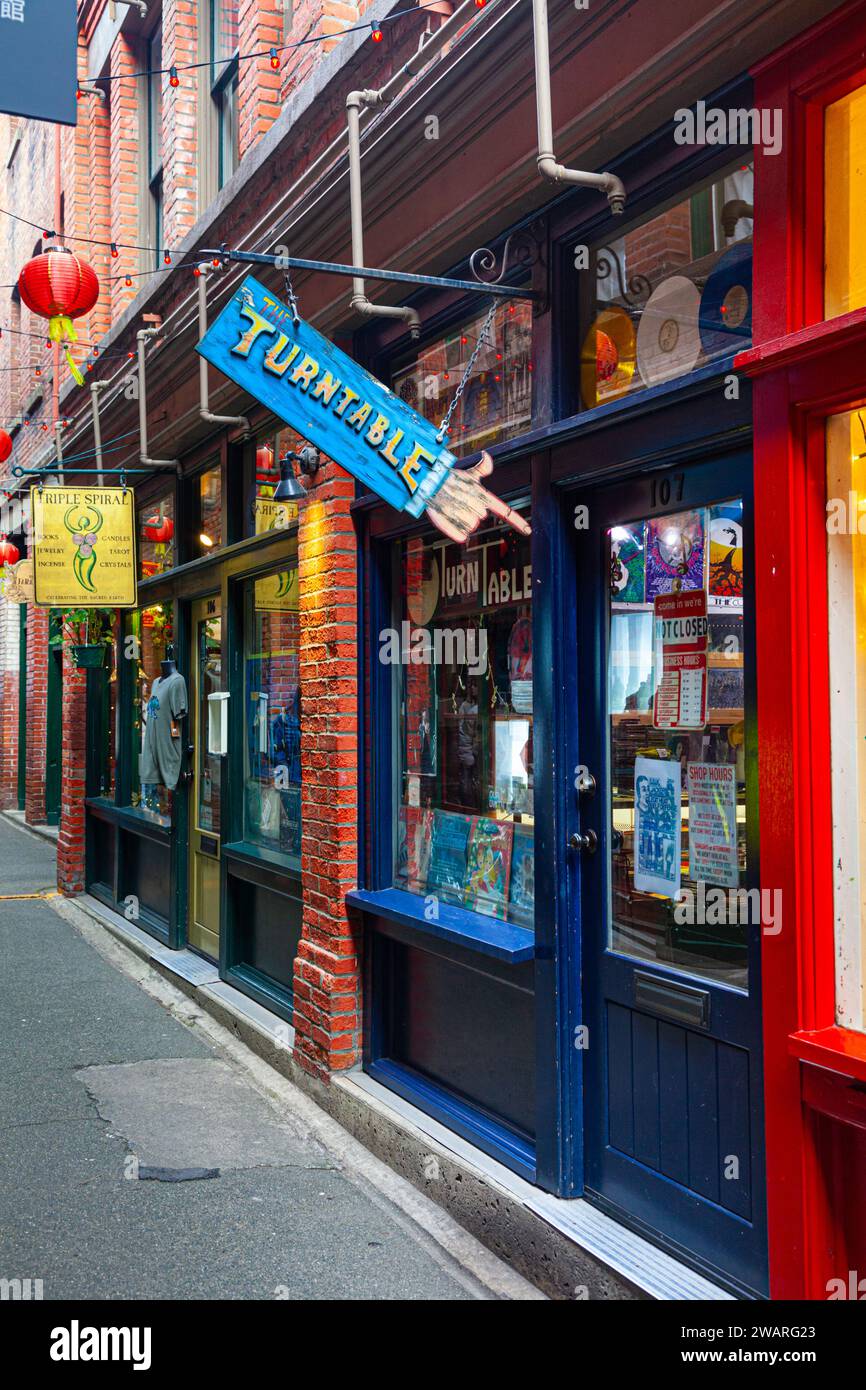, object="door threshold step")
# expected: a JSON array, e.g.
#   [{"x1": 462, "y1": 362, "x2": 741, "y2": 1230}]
[{"x1": 337, "y1": 1070, "x2": 734, "y2": 1302}]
